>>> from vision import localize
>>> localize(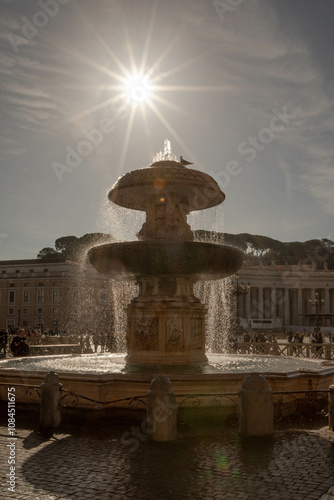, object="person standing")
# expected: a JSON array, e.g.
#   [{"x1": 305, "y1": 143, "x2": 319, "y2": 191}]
[
  {"x1": 0, "y1": 329, "x2": 8, "y2": 357},
  {"x1": 10, "y1": 329, "x2": 29, "y2": 357},
  {"x1": 93, "y1": 332, "x2": 100, "y2": 353}
]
